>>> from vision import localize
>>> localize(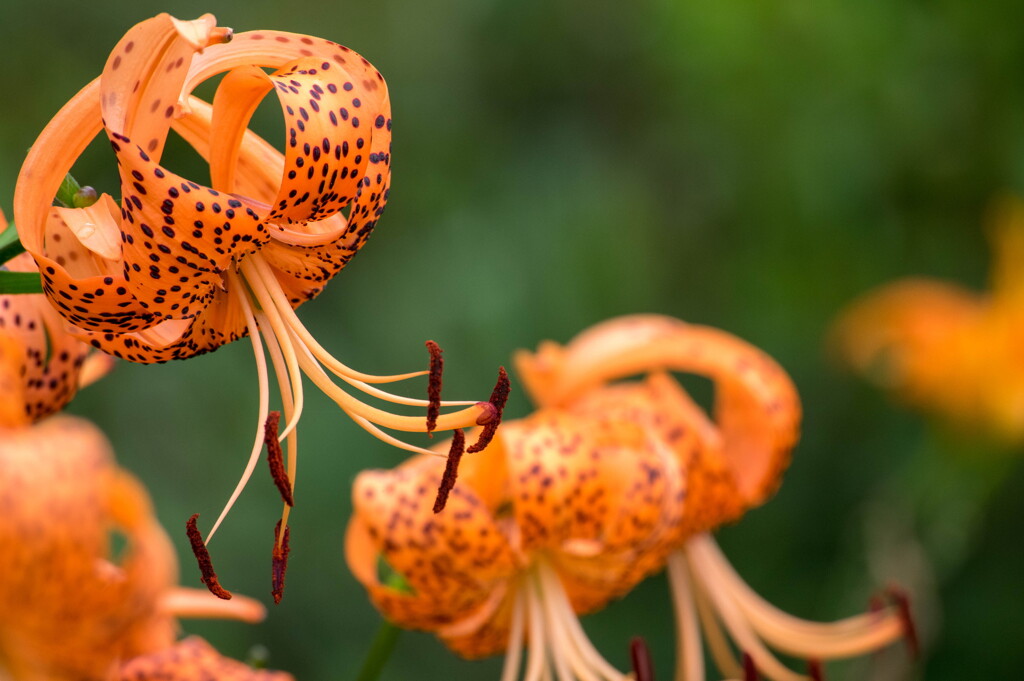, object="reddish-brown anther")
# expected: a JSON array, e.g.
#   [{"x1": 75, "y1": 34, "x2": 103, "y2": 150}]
[
  {"x1": 185, "y1": 514, "x2": 232, "y2": 600},
  {"x1": 886, "y1": 585, "x2": 920, "y2": 659},
  {"x1": 807, "y1": 659, "x2": 824, "y2": 681},
  {"x1": 629, "y1": 636, "x2": 655, "y2": 681},
  {"x1": 743, "y1": 653, "x2": 759, "y2": 681},
  {"x1": 467, "y1": 366, "x2": 510, "y2": 453},
  {"x1": 433, "y1": 429, "x2": 465, "y2": 514},
  {"x1": 264, "y1": 411, "x2": 293, "y2": 507},
  {"x1": 426, "y1": 340, "x2": 444, "y2": 436},
  {"x1": 272, "y1": 520, "x2": 291, "y2": 605}
]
